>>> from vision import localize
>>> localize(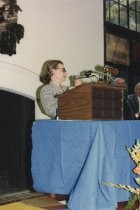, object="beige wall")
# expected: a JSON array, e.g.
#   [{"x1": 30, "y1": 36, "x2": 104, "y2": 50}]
[{"x1": 0, "y1": 0, "x2": 104, "y2": 119}]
